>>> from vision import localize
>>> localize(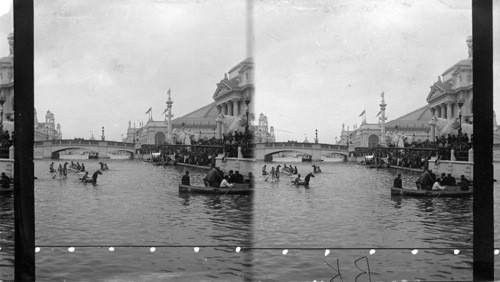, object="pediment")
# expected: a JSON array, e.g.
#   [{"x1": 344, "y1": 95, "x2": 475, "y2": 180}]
[
  {"x1": 426, "y1": 85, "x2": 444, "y2": 102},
  {"x1": 212, "y1": 81, "x2": 232, "y2": 98}
]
